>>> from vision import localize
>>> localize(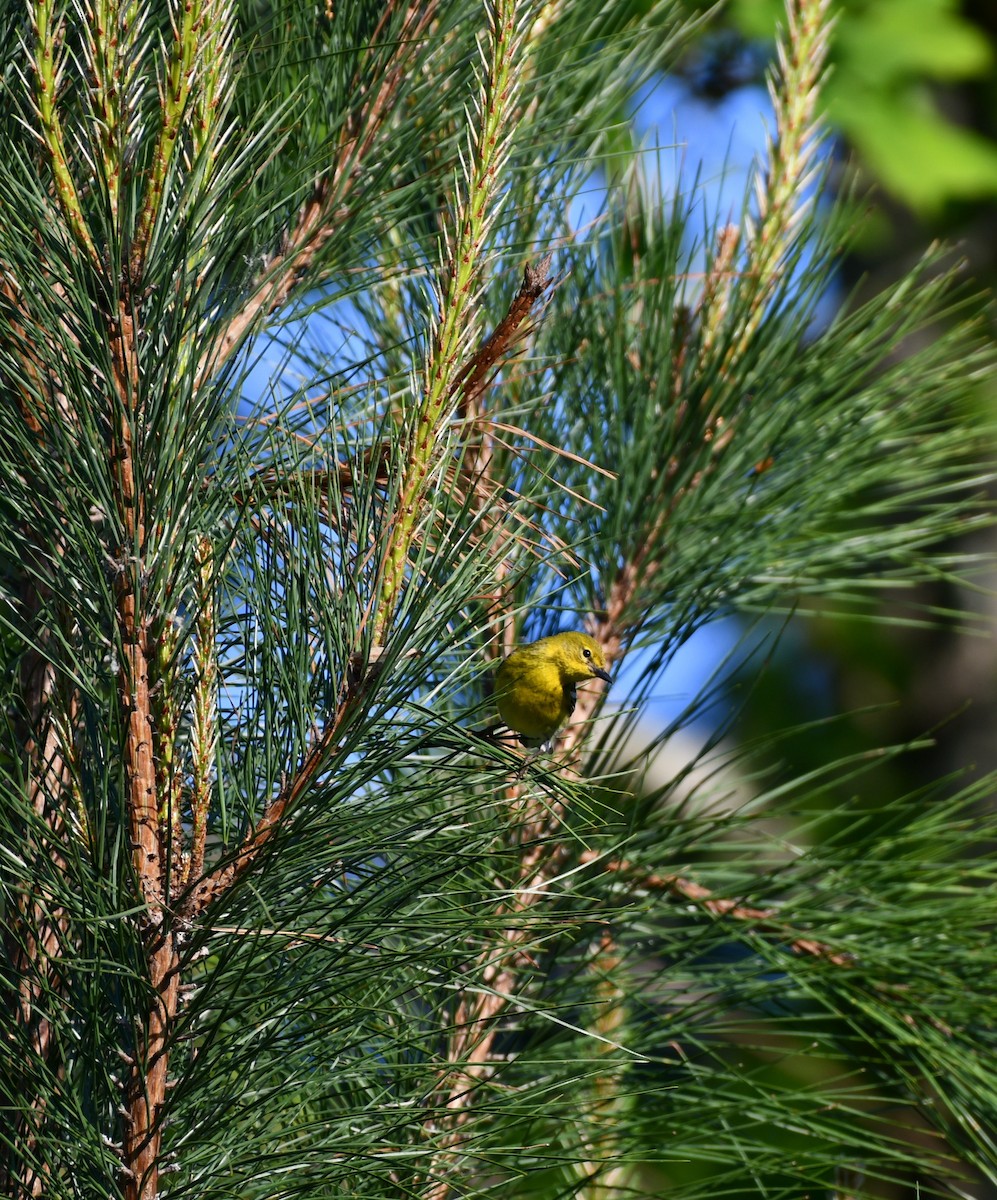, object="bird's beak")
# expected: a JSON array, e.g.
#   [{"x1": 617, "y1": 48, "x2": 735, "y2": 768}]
[{"x1": 593, "y1": 667, "x2": 612, "y2": 684}]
